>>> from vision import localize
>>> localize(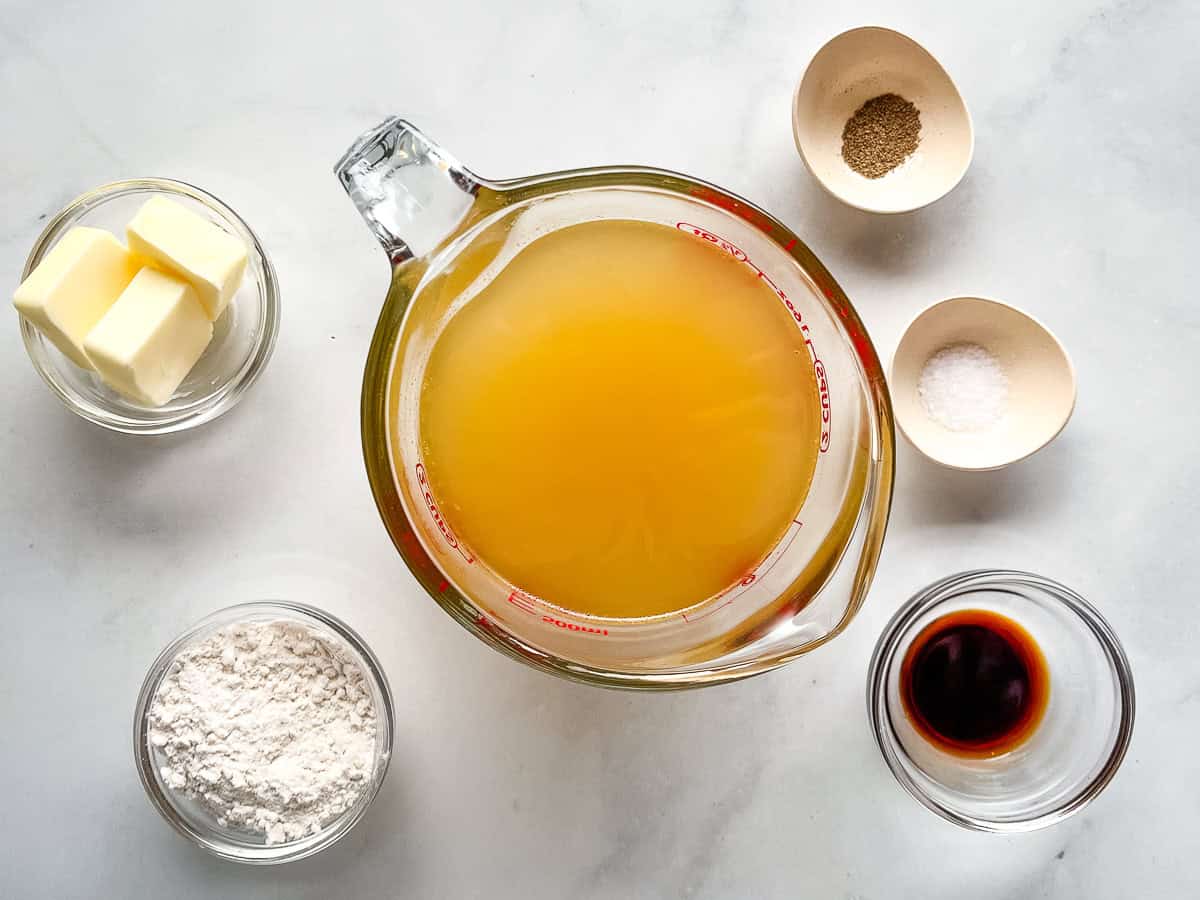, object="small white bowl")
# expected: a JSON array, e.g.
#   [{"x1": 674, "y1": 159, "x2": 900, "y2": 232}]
[
  {"x1": 793, "y1": 27, "x2": 974, "y2": 213},
  {"x1": 891, "y1": 297, "x2": 1076, "y2": 471}
]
